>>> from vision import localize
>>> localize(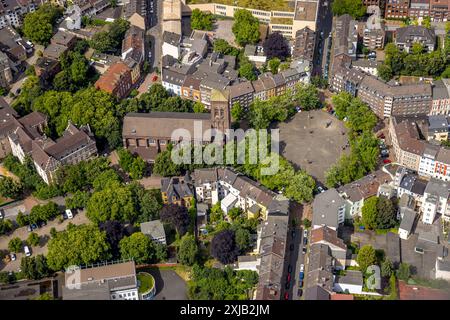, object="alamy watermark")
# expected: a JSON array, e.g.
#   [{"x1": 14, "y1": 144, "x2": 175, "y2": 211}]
[
  {"x1": 170, "y1": 121, "x2": 280, "y2": 176},
  {"x1": 65, "y1": 265, "x2": 81, "y2": 290},
  {"x1": 366, "y1": 265, "x2": 381, "y2": 290}
]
